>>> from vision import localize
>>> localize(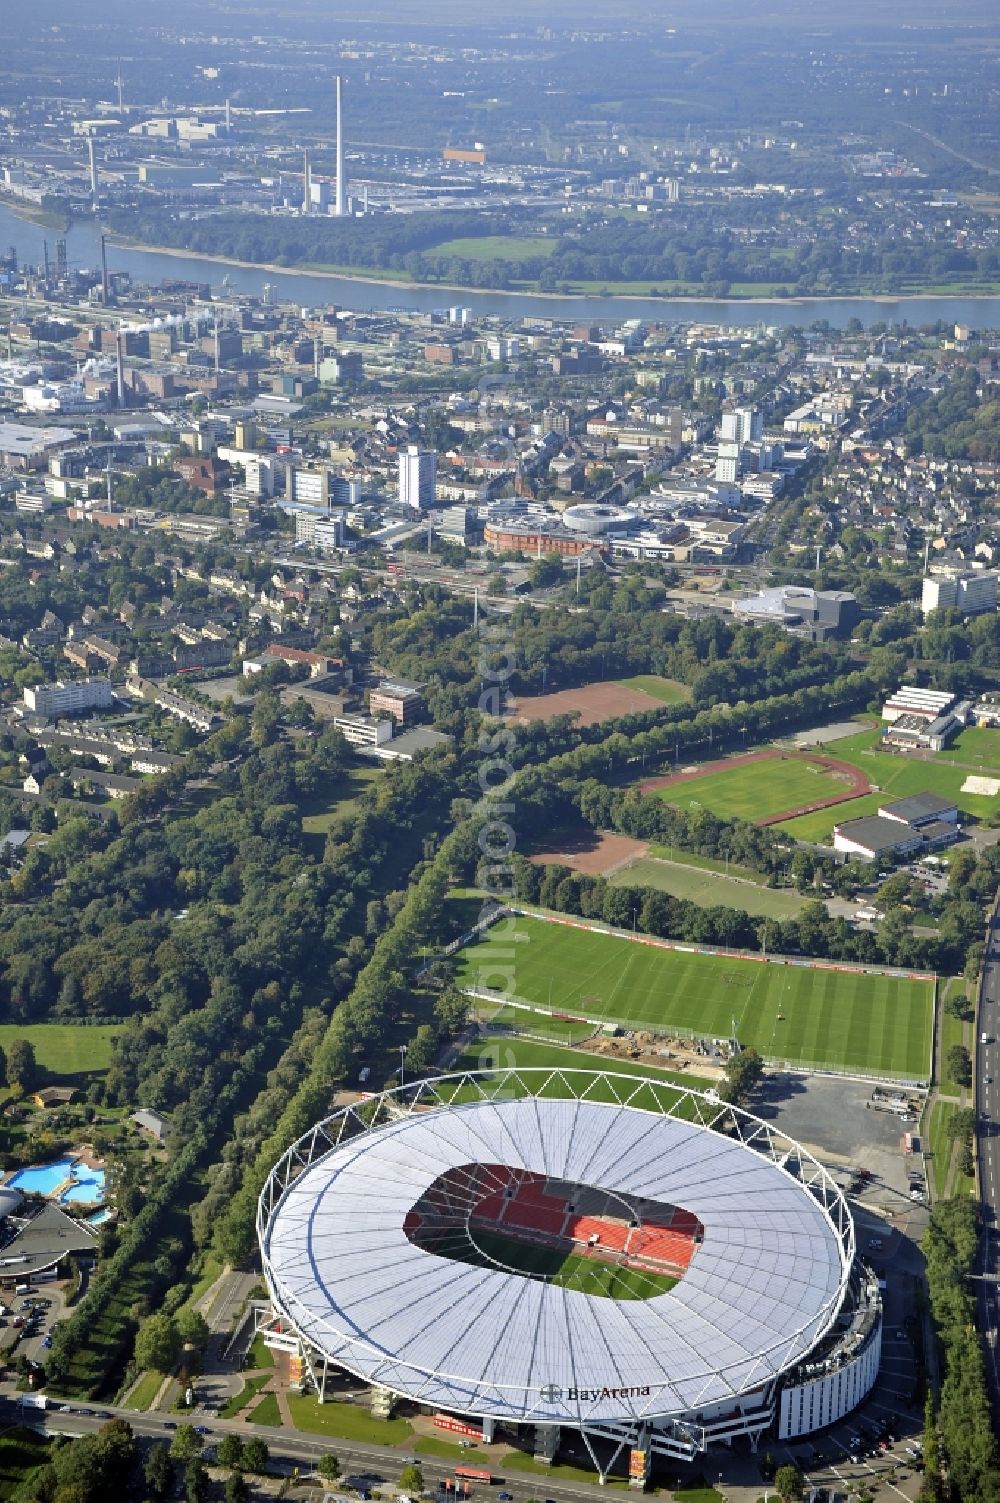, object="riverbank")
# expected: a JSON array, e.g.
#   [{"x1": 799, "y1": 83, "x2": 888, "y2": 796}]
[
  {"x1": 106, "y1": 232, "x2": 1000, "y2": 307},
  {"x1": 0, "y1": 194, "x2": 71, "y2": 233}
]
